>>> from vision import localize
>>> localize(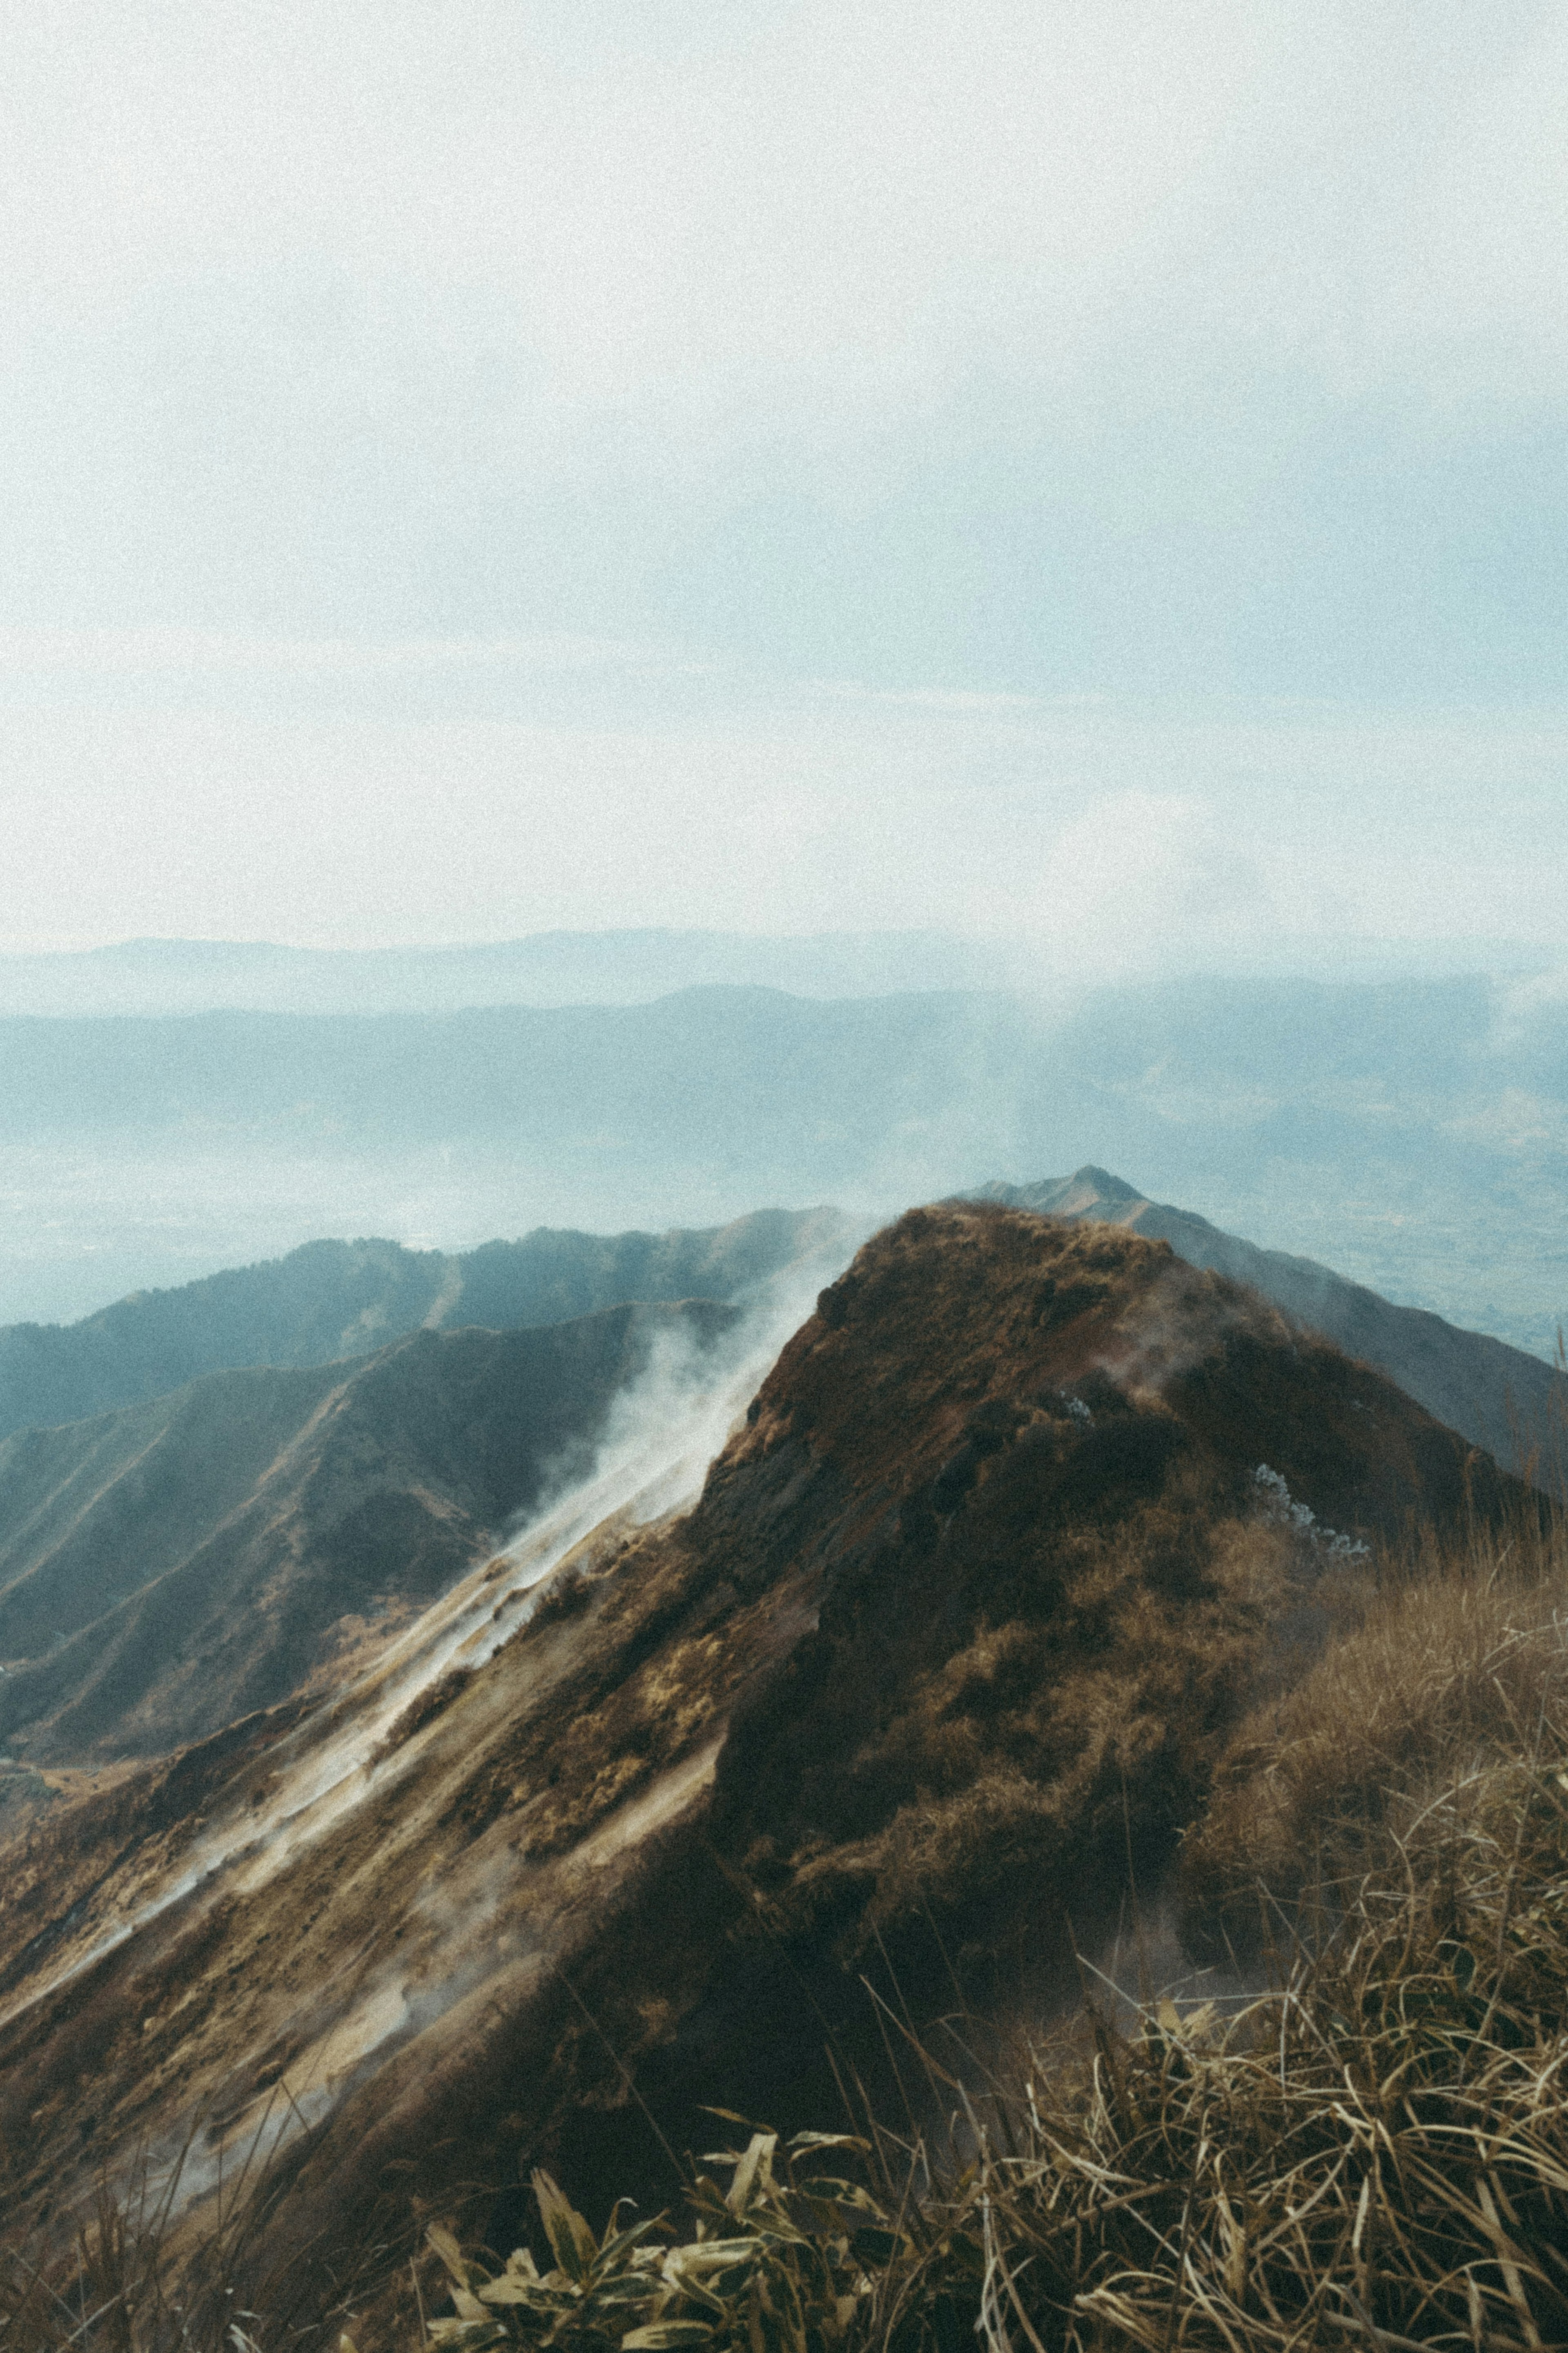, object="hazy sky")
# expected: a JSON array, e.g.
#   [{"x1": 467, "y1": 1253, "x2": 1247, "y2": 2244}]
[{"x1": 2, "y1": 2, "x2": 1565, "y2": 958}]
